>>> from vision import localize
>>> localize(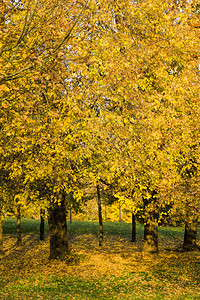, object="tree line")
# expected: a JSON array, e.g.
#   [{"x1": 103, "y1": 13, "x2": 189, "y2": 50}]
[{"x1": 0, "y1": 0, "x2": 199, "y2": 258}]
